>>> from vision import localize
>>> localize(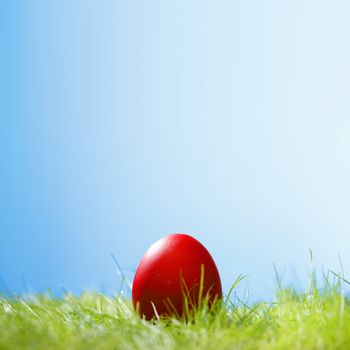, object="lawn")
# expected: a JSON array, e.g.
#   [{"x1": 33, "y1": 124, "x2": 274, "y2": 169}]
[{"x1": 1, "y1": 274, "x2": 350, "y2": 350}]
